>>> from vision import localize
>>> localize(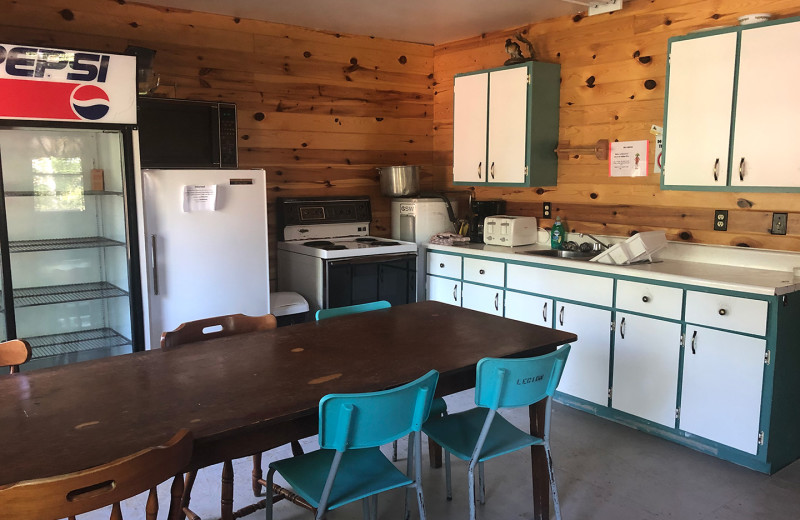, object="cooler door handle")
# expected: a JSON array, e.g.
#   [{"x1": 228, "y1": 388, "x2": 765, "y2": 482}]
[{"x1": 150, "y1": 234, "x2": 159, "y2": 296}]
